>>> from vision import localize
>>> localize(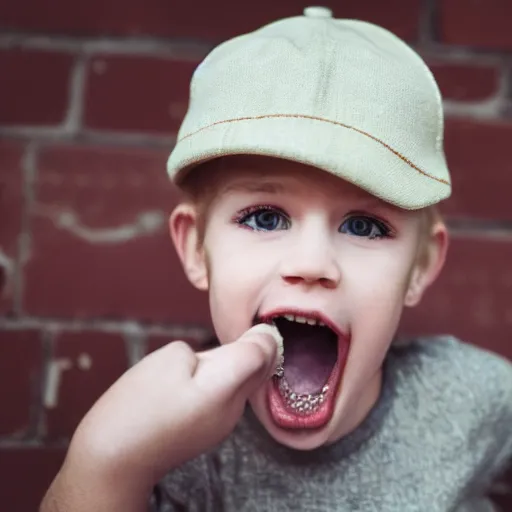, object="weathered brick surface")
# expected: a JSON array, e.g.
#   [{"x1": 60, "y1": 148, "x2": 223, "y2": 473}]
[
  {"x1": 45, "y1": 331, "x2": 128, "y2": 439},
  {"x1": 442, "y1": 119, "x2": 512, "y2": 221},
  {"x1": 0, "y1": 49, "x2": 73, "y2": 126},
  {"x1": 2, "y1": 0, "x2": 512, "y2": 507},
  {"x1": 429, "y1": 61, "x2": 500, "y2": 102},
  {"x1": 440, "y1": 0, "x2": 512, "y2": 50},
  {"x1": 145, "y1": 334, "x2": 205, "y2": 355},
  {"x1": 0, "y1": 141, "x2": 24, "y2": 314},
  {"x1": 23, "y1": 144, "x2": 210, "y2": 325},
  {"x1": 0, "y1": 0, "x2": 420, "y2": 41},
  {"x1": 85, "y1": 55, "x2": 197, "y2": 134},
  {"x1": 400, "y1": 238, "x2": 512, "y2": 360},
  {"x1": 0, "y1": 330, "x2": 42, "y2": 437},
  {"x1": 0, "y1": 447, "x2": 66, "y2": 511}
]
